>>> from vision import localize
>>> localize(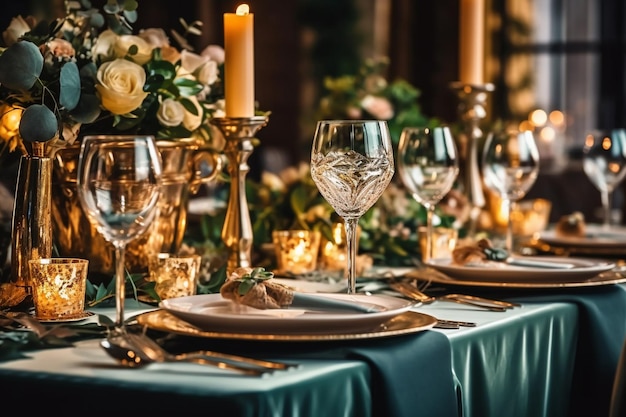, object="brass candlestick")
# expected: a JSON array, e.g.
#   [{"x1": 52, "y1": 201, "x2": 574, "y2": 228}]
[
  {"x1": 450, "y1": 82, "x2": 495, "y2": 237},
  {"x1": 209, "y1": 116, "x2": 269, "y2": 276}
]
